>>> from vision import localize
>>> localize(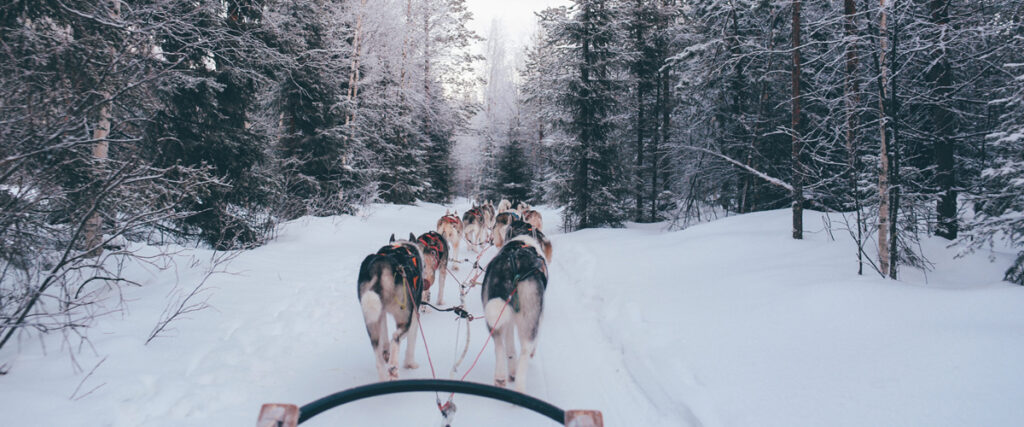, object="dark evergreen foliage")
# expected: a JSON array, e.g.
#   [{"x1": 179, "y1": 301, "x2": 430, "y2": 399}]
[
  {"x1": 554, "y1": 0, "x2": 627, "y2": 230},
  {"x1": 493, "y1": 139, "x2": 534, "y2": 203}
]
